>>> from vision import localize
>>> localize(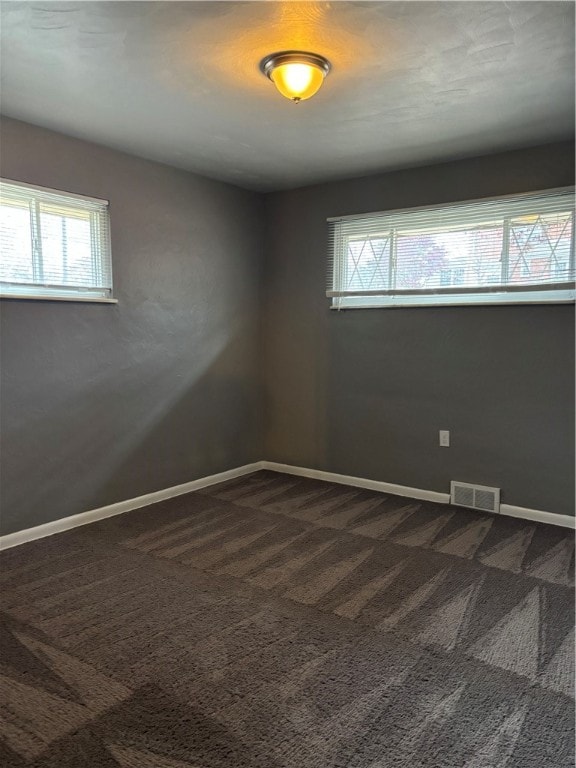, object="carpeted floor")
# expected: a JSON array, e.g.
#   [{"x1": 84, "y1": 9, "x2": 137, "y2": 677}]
[{"x1": 0, "y1": 470, "x2": 574, "y2": 767}]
